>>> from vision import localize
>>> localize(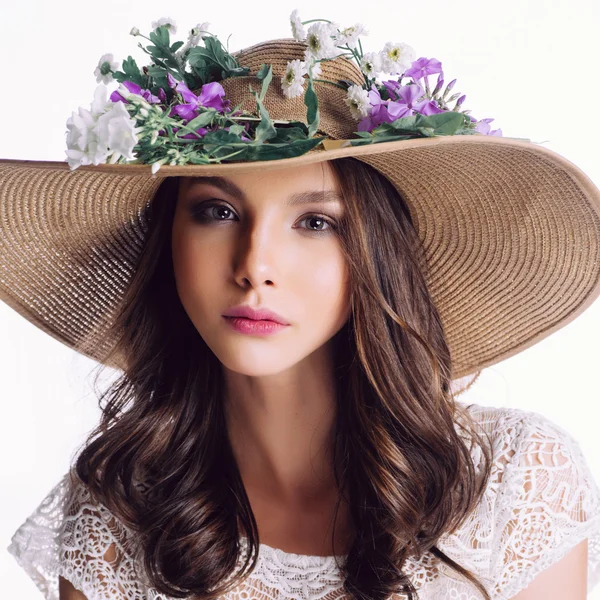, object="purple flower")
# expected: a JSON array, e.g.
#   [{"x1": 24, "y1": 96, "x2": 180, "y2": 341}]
[
  {"x1": 403, "y1": 57, "x2": 443, "y2": 82},
  {"x1": 167, "y1": 73, "x2": 231, "y2": 121},
  {"x1": 357, "y1": 85, "x2": 403, "y2": 131},
  {"x1": 471, "y1": 116, "x2": 503, "y2": 136},
  {"x1": 110, "y1": 80, "x2": 162, "y2": 104},
  {"x1": 358, "y1": 82, "x2": 446, "y2": 132},
  {"x1": 385, "y1": 81, "x2": 446, "y2": 115}
]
